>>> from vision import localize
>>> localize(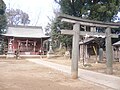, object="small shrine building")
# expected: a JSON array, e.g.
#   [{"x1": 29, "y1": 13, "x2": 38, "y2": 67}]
[{"x1": 113, "y1": 40, "x2": 120, "y2": 61}]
